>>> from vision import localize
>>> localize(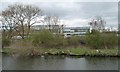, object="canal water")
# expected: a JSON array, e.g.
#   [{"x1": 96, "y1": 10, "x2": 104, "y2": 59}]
[{"x1": 2, "y1": 54, "x2": 119, "y2": 70}]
